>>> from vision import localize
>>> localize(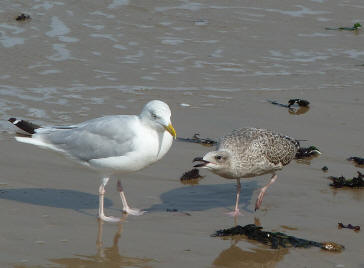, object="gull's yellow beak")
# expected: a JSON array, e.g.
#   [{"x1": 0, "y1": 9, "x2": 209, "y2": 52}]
[{"x1": 164, "y1": 123, "x2": 177, "y2": 139}]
